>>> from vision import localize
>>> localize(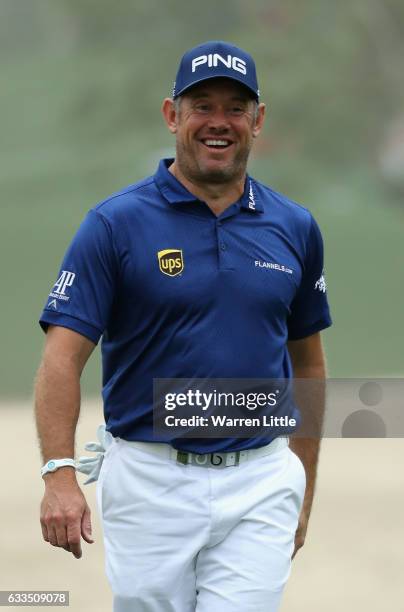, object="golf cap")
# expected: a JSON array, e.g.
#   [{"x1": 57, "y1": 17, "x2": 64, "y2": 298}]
[{"x1": 172, "y1": 40, "x2": 259, "y2": 101}]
